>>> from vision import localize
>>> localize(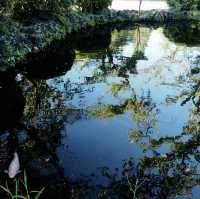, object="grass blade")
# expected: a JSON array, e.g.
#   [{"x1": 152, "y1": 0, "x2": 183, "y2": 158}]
[
  {"x1": 15, "y1": 179, "x2": 19, "y2": 198},
  {"x1": 34, "y1": 187, "x2": 45, "y2": 199},
  {"x1": 23, "y1": 171, "x2": 28, "y2": 191},
  {"x1": 0, "y1": 185, "x2": 13, "y2": 197},
  {"x1": 13, "y1": 195, "x2": 26, "y2": 199}
]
